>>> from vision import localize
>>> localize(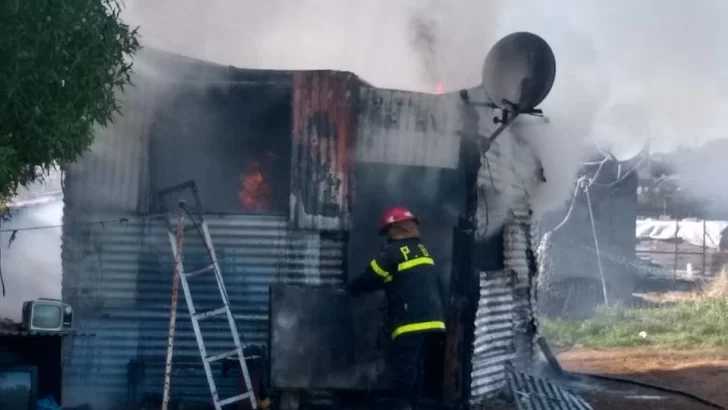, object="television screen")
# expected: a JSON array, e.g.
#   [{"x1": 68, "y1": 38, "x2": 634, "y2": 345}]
[
  {"x1": 32, "y1": 304, "x2": 62, "y2": 329},
  {"x1": 0, "y1": 370, "x2": 33, "y2": 410}
]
